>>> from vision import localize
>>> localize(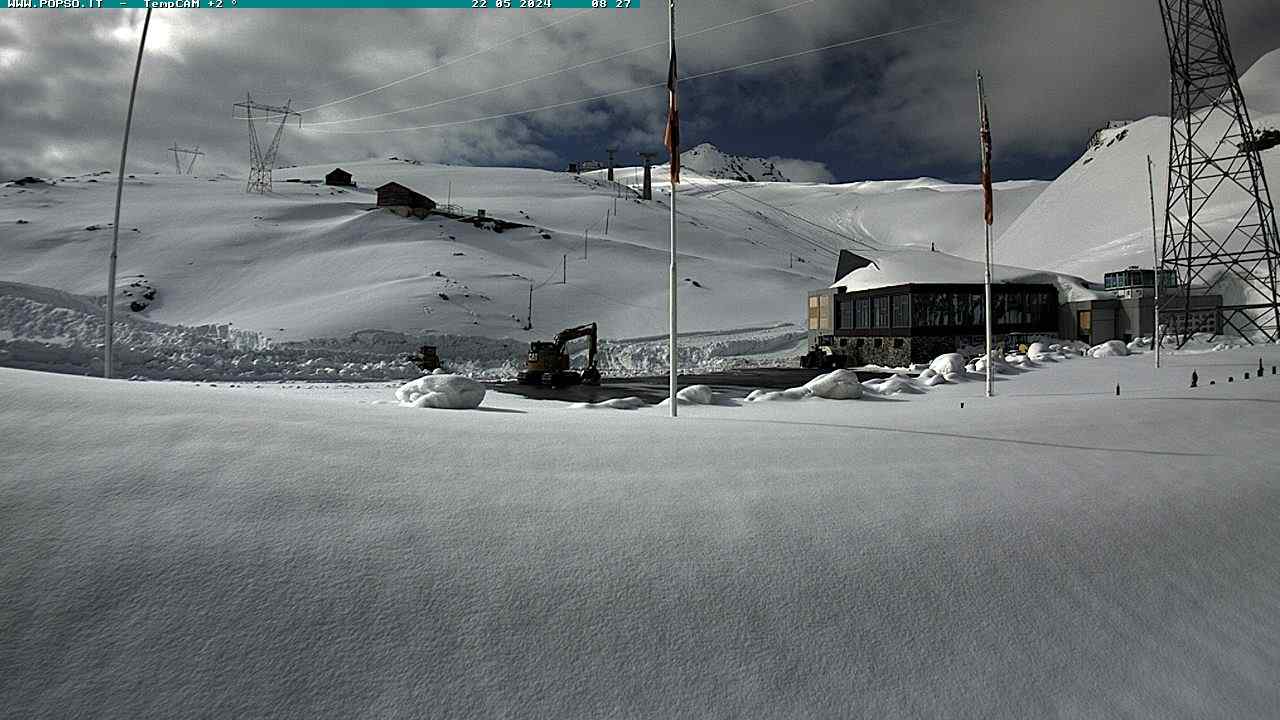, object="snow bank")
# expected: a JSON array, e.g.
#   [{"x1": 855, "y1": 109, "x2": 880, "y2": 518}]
[
  {"x1": 395, "y1": 374, "x2": 486, "y2": 409},
  {"x1": 746, "y1": 369, "x2": 866, "y2": 402},
  {"x1": 804, "y1": 369, "x2": 865, "y2": 399},
  {"x1": 929, "y1": 353, "x2": 967, "y2": 376},
  {"x1": 658, "y1": 385, "x2": 722, "y2": 407},
  {"x1": 863, "y1": 374, "x2": 925, "y2": 395},
  {"x1": 971, "y1": 352, "x2": 1019, "y2": 375},
  {"x1": 569, "y1": 396, "x2": 647, "y2": 411},
  {"x1": 745, "y1": 387, "x2": 813, "y2": 402},
  {"x1": 1089, "y1": 340, "x2": 1130, "y2": 358}
]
